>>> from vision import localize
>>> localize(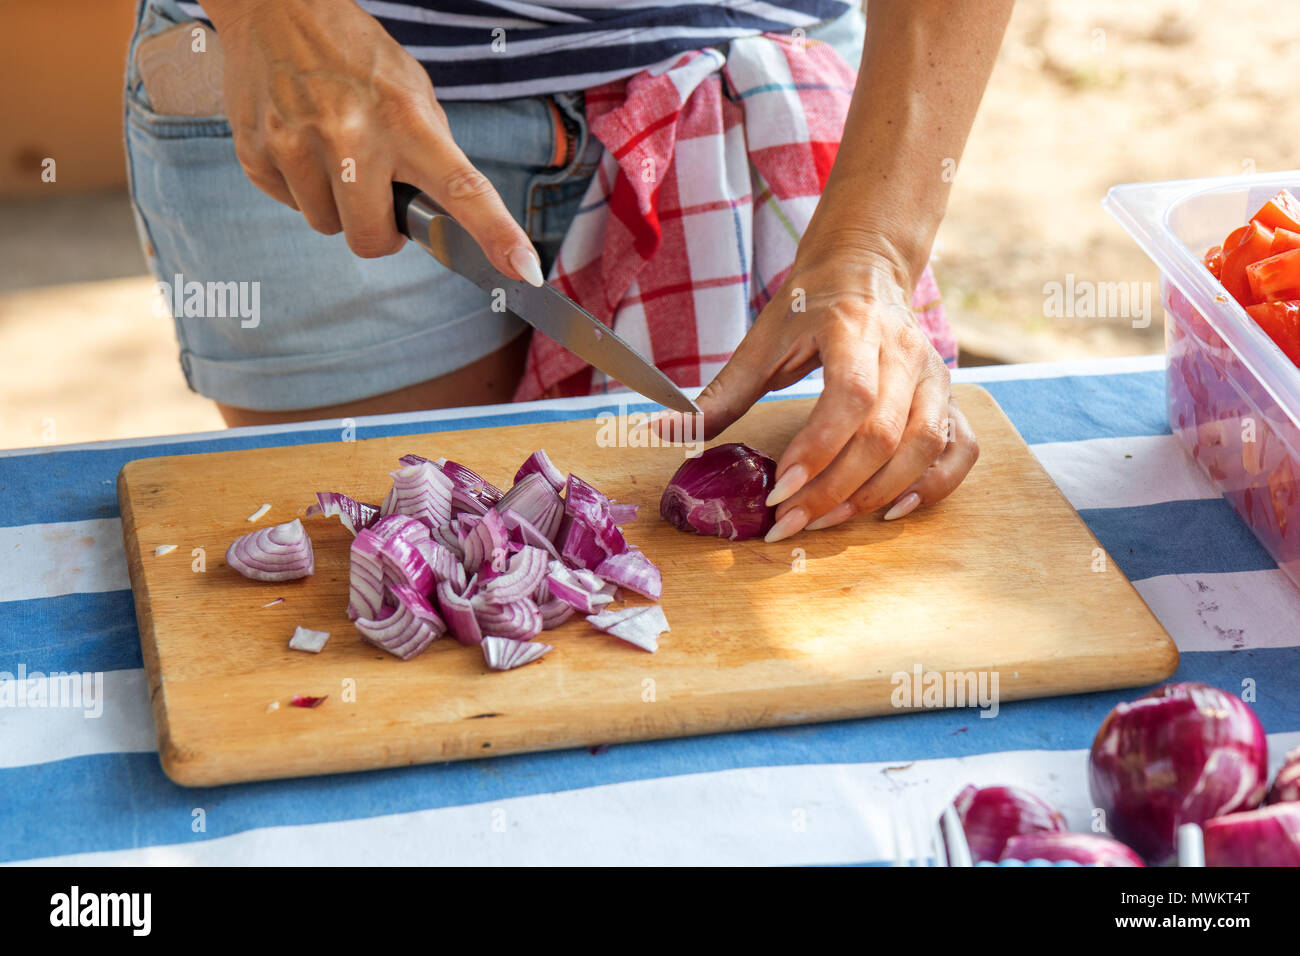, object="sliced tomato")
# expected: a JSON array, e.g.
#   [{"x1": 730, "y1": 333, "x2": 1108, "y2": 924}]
[
  {"x1": 1223, "y1": 225, "x2": 1250, "y2": 252},
  {"x1": 1204, "y1": 244, "x2": 1223, "y2": 279},
  {"x1": 1272, "y1": 228, "x2": 1300, "y2": 255},
  {"x1": 1246, "y1": 249, "x2": 1300, "y2": 301},
  {"x1": 1251, "y1": 189, "x2": 1300, "y2": 233},
  {"x1": 1245, "y1": 299, "x2": 1300, "y2": 366},
  {"x1": 1220, "y1": 221, "x2": 1276, "y2": 305}
]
